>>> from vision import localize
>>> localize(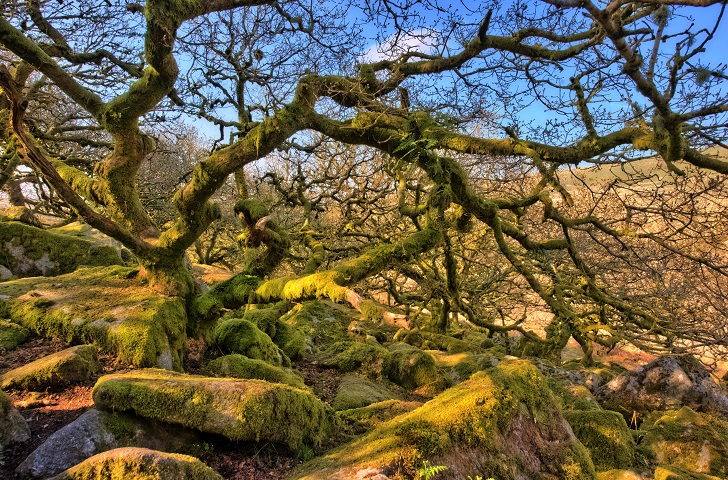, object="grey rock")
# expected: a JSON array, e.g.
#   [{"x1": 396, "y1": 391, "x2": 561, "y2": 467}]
[
  {"x1": 0, "y1": 390, "x2": 30, "y2": 447},
  {"x1": 16, "y1": 409, "x2": 204, "y2": 478},
  {"x1": 597, "y1": 355, "x2": 728, "y2": 418}
]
